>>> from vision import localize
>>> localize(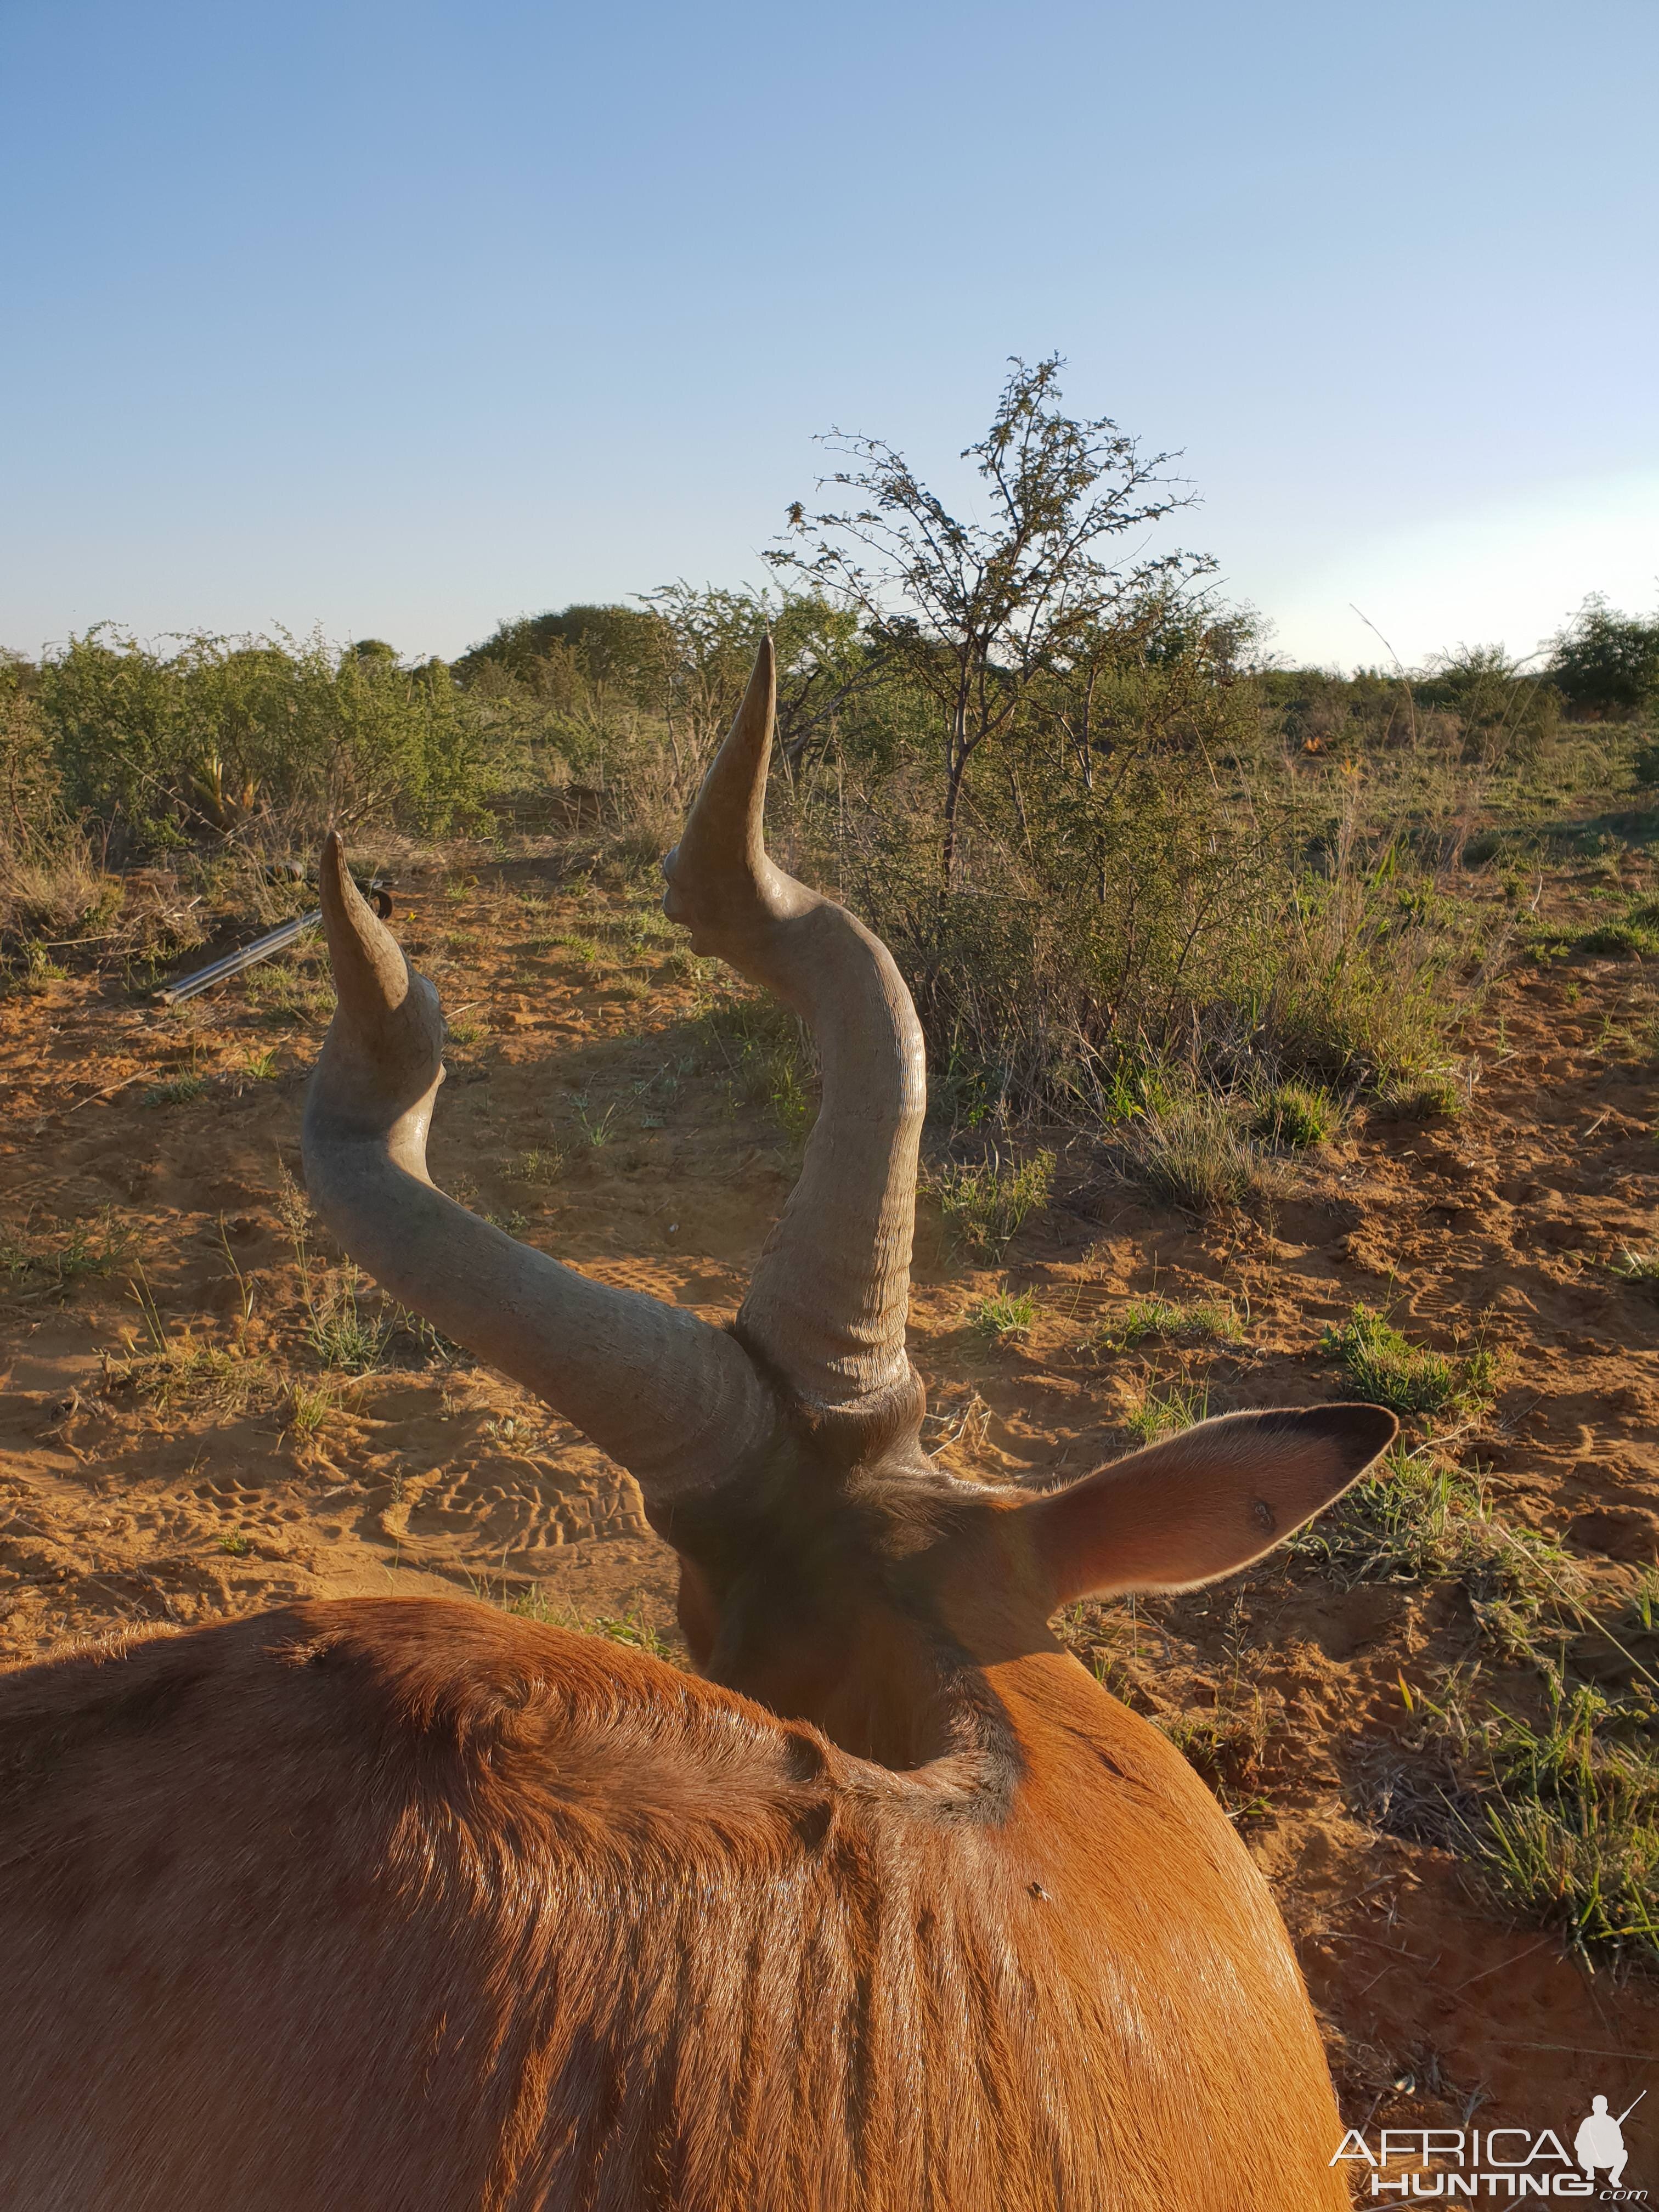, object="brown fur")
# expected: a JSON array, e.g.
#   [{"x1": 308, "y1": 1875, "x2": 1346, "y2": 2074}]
[{"x1": 0, "y1": 1435, "x2": 1356, "y2": 2210}]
